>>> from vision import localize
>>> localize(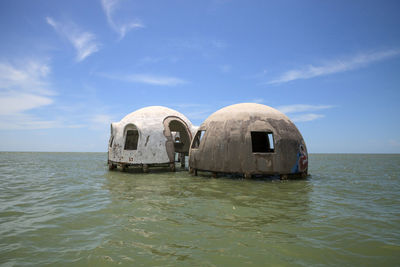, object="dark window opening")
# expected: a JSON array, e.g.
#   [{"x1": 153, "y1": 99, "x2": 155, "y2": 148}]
[
  {"x1": 251, "y1": 132, "x2": 274, "y2": 153},
  {"x1": 191, "y1": 130, "x2": 205, "y2": 149},
  {"x1": 124, "y1": 130, "x2": 139, "y2": 150},
  {"x1": 109, "y1": 136, "x2": 114, "y2": 147}
]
